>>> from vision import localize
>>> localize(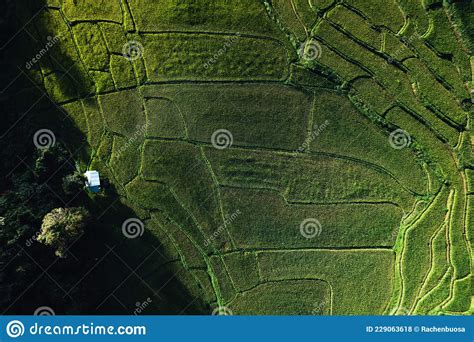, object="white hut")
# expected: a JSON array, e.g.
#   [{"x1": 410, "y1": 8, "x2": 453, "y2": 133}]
[{"x1": 84, "y1": 170, "x2": 101, "y2": 193}]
